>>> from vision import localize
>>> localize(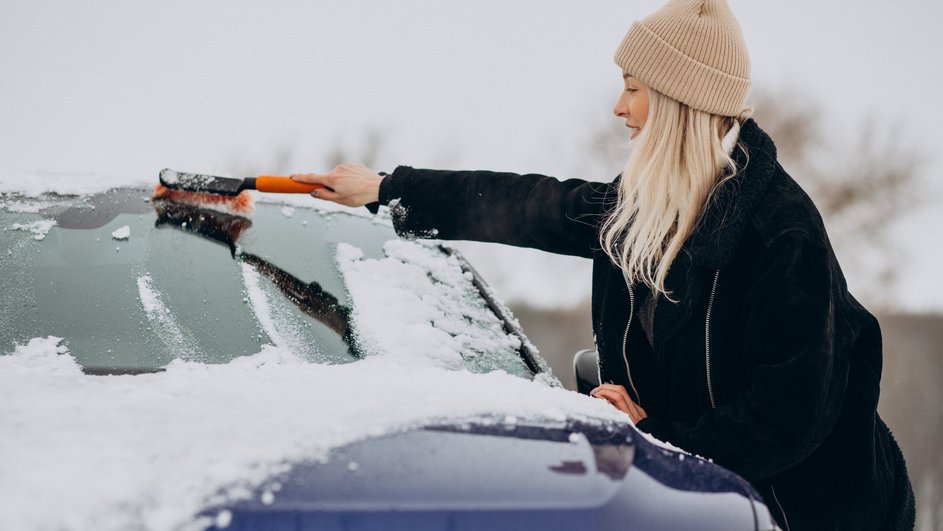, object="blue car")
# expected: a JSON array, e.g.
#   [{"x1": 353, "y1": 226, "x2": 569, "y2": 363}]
[{"x1": 0, "y1": 186, "x2": 777, "y2": 530}]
